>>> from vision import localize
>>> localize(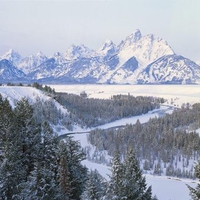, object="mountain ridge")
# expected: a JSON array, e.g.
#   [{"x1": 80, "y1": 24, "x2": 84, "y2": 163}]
[{"x1": 1, "y1": 29, "x2": 200, "y2": 84}]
